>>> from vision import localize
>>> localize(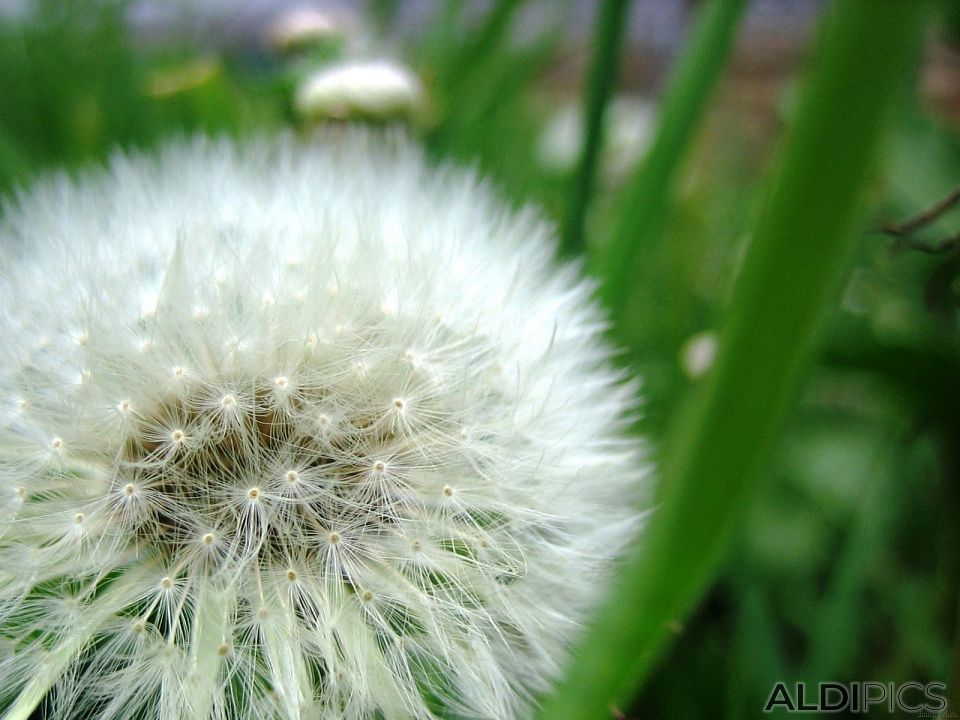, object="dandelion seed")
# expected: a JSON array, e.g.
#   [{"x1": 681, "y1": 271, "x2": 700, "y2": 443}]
[
  {"x1": 680, "y1": 331, "x2": 718, "y2": 380},
  {"x1": 0, "y1": 132, "x2": 647, "y2": 720}
]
